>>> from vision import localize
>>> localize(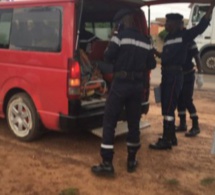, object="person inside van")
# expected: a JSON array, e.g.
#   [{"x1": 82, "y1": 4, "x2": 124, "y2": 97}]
[{"x1": 79, "y1": 21, "x2": 99, "y2": 53}]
